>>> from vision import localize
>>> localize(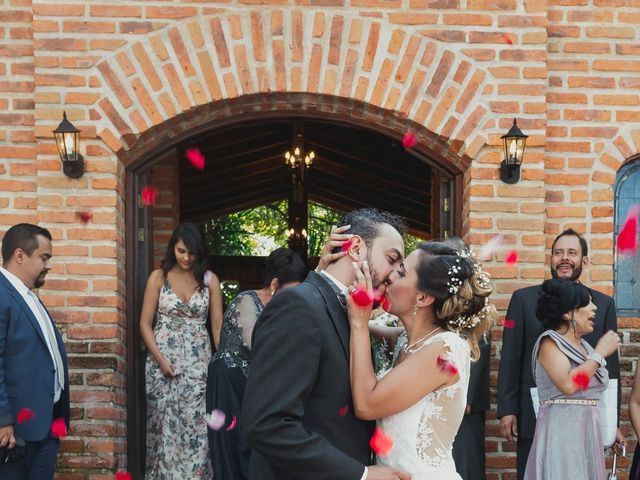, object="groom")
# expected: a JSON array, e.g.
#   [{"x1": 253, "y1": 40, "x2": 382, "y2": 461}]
[{"x1": 243, "y1": 209, "x2": 411, "y2": 480}]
